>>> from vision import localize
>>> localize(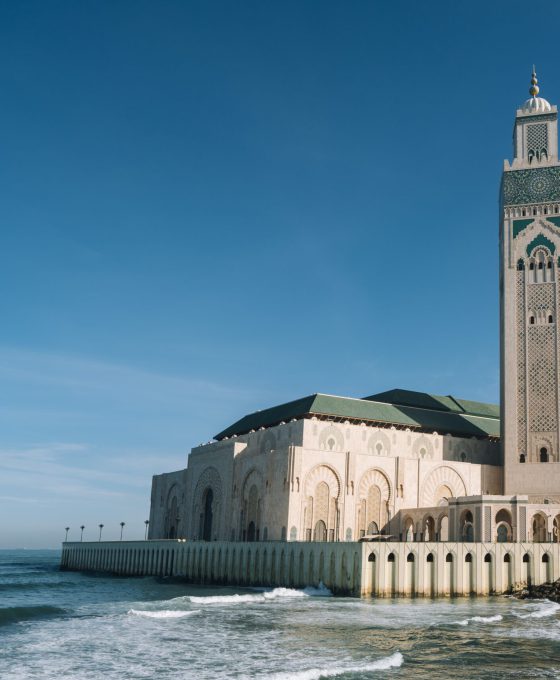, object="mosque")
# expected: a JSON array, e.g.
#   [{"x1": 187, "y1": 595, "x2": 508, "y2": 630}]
[{"x1": 147, "y1": 70, "x2": 560, "y2": 551}]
